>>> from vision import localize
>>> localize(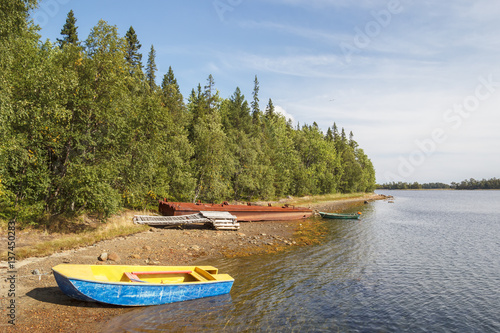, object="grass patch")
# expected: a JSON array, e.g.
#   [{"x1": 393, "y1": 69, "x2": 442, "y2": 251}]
[
  {"x1": 285, "y1": 192, "x2": 372, "y2": 207},
  {"x1": 1, "y1": 210, "x2": 150, "y2": 261}
]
